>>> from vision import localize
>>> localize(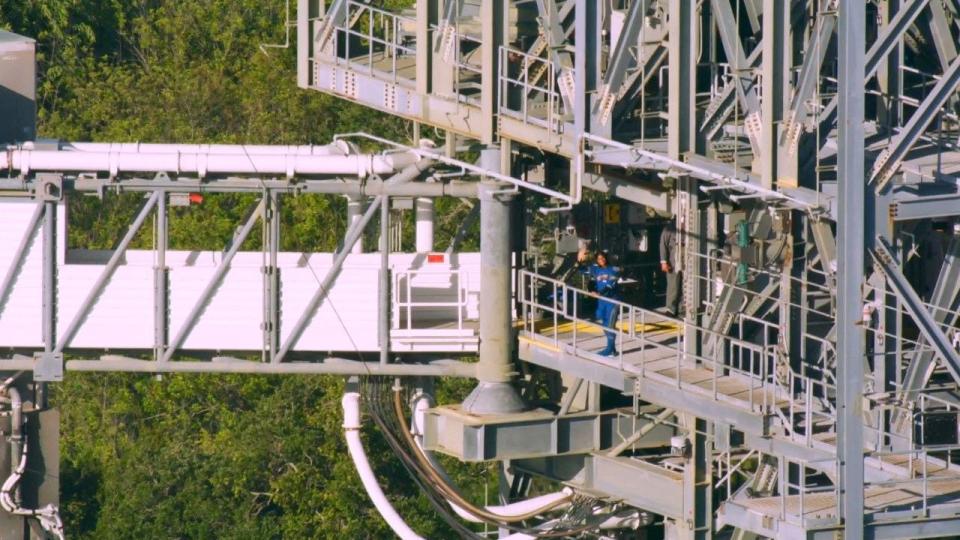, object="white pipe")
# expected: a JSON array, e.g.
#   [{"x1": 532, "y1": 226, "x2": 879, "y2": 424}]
[
  {"x1": 409, "y1": 393, "x2": 572, "y2": 524},
  {"x1": 49, "y1": 140, "x2": 350, "y2": 156},
  {"x1": 414, "y1": 197, "x2": 434, "y2": 252},
  {"x1": 2, "y1": 146, "x2": 419, "y2": 179},
  {"x1": 346, "y1": 195, "x2": 365, "y2": 254},
  {"x1": 0, "y1": 388, "x2": 64, "y2": 539},
  {"x1": 342, "y1": 392, "x2": 425, "y2": 540}
]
